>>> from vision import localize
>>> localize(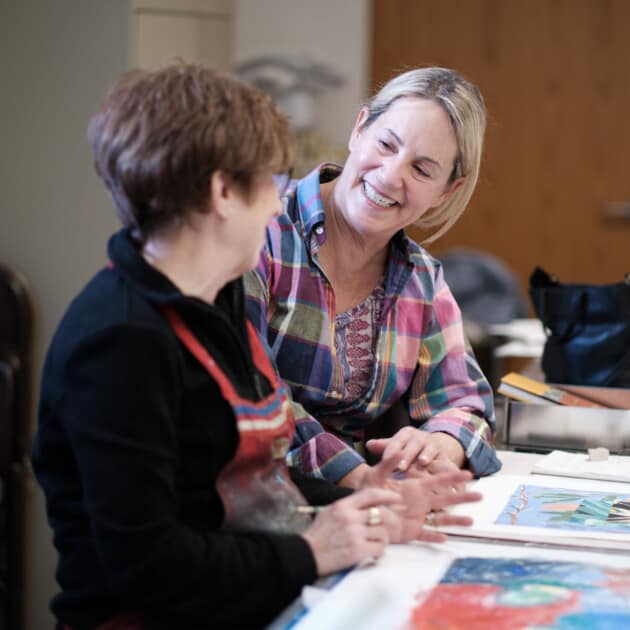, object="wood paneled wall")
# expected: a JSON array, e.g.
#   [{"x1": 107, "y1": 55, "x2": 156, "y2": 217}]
[{"x1": 371, "y1": 0, "x2": 630, "y2": 293}]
